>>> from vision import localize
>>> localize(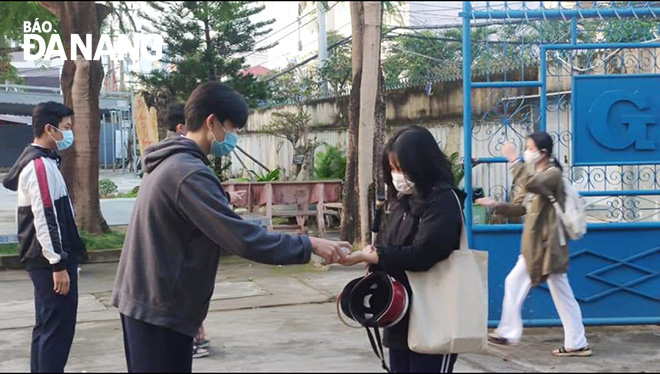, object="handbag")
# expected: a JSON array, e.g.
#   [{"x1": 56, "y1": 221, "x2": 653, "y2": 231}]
[{"x1": 406, "y1": 190, "x2": 489, "y2": 354}]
